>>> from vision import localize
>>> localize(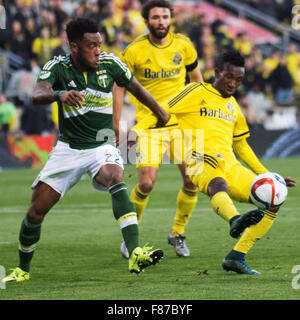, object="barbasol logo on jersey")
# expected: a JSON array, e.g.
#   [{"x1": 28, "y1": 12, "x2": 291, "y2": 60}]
[
  {"x1": 144, "y1": 68, "x2": 180, "y2": 79},
  {"x1": 199, "y1": 107, "x2": 235, "y2": 123}
]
